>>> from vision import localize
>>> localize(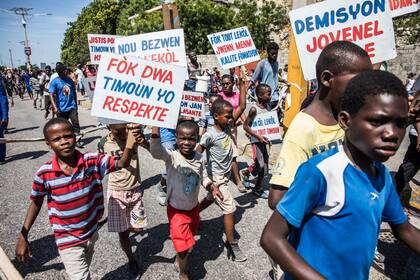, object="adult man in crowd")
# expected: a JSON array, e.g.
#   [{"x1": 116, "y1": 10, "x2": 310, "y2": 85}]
[
  {"x1": 49, "y1": 63, "x2": 80, "y2": 134},
  {"x1": 249, "y1": 42, "x2": 280, "y2": 109}
]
